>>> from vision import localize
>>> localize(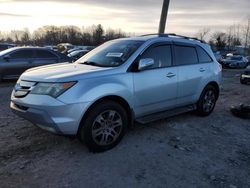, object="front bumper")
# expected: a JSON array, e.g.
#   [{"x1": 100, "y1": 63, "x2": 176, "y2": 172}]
[{"x1": 10, "y1": 93, "x2": 90, "y2": 135}]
